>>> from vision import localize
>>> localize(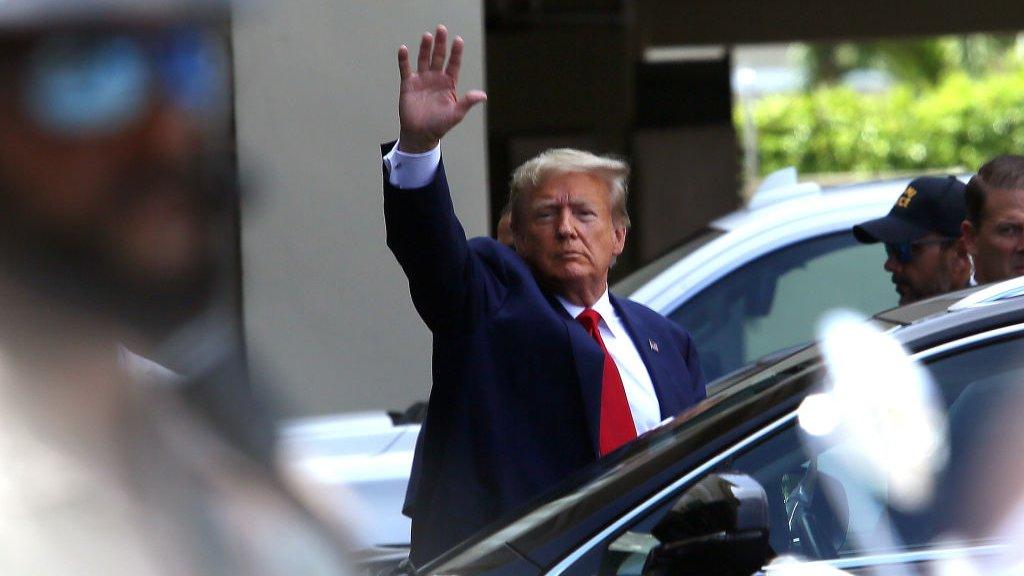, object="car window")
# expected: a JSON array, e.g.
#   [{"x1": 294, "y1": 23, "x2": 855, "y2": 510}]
[
  {"x1": 670, "y1": 232, "x2": 892, "y2": 382},
  {"x1": 564, "y1": 332, "x2": 1024, "y2": 575}
]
